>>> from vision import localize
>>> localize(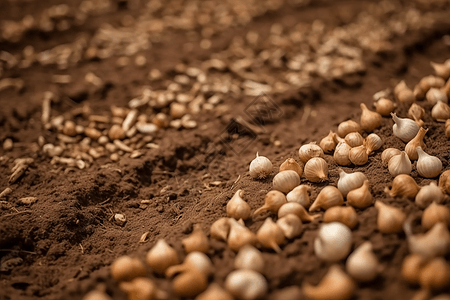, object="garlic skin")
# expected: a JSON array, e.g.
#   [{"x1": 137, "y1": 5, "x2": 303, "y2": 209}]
[
  {"x1": 234, "y1": 245, "x2": 265, "y2": 273},
  {"x1": 172, "y1": 269, "x2": 208, "y2": 298},
  {"x1": 309, "y1": 186, "x2": 344, "y2": 212},
  {"x1": 227, "y1": 218, "x2": 257, "y2": 252},
  {"x1": 426, "y1": 87, "x2": 448, "y2": 105},
  {"x1": 278, "y1": 202, "x2": 319, "y2": 223},
  {"x1": 415, "y1": 182, "x2": 444, "y2": 209},
  {"x1": 314, "y1": 222, "x2": 352, "y2": 262},
  {"x1": 298, "y1": 142, "x2": 324, "y2": 163},
  {"x1": 364, "y1": 133, "x2": 383, "y2": 155},
  {"x1": 256, "y1": 217, "x2": 285, "y2": 253},
  {"x1": 404, "y1": 221, "x2": 450, "y2": 258},
  {"x1": 166, "y1": 251, "x2": 214, "y2": 278},
  {"x1": 277, "y1": 214, "x2": 303, "y2": 239},
  {"x1": 273, "y1": 170, "x2": 301, "y2": 193},
  {"x1": 374, "y1": 201, "x2": 406, "y2": 234},
  {"x1": 391, "y1": 113, "x2": 420, "y2": 143},
  {"x1": 402, "y1": 254, "x2": 427, "y2": 284},
  {"x1": 422, "y1": 202, "x2": 450, "y2": 230},
  {"x1": 320, "y1": 130, "x2": 337, "y2": 153},
  {"x1": 405, "y1": 127, "x2": 428, "y2": 160},
  {"x1": 279, "y1": 158, "x2": 303, "y2": 177},
  {"x1": 381, "y1": 148, "x2": 402, "y2": 165},
  {"x1": 254, "y1": 191, "x2": 287, "y2": 216},
  {"x1": 225, "y1": 270, "x2": 268, "y2": 300},
  {"x1": 304, "y1": 157, "x2": 328, "y2": 182},
  {"x1": 227, "y1": 190, "x2": 251, "y2": 220},
  {"x1": 385, "y1": 174, "x2": 420, "y2": 199},
  {"x1": 431, "y1": 101, "x2": 450, "y2": 121},
  {"x1": 111, "y1": 256, "x2": 146, "y2": 282},
  {"x1": 323, "y1": 206, "x2": 358, "y2": 229},
  {"x1": 419, "y1": 257, "x2": 450, "y2": 290},
  {"x1": 416, "y1": 147, "x2": 442, "y2": 178},
  {"x1": 439, "y1": 169, "x2": 450, "y2": 194},
  {"x1": 249, "y1": 153, "x2": 272, "y2": 179},
  {"x1": 337, "y1": 120, "x2": 360, "y2": 138},
  {"x1": 210, "y1": 218, "x2": 230, "y2": 242},
  {"x1": 344, "y1": 132, "x2": 364, "y2": 148},
  {"x1": 119, "y1": 277, "x2": 168, "y2": 300},
  {"x1": 388, "y1": 151, "x2": 412, "y2": 177},
  {"x1": 334, "y1": 141, "x2": 352, "y2": 166},
  {"x1": 348, "y1": 145, "x2": 369, "y2": 166},
  {"x1": 146, "y1": 239, "x2": 179, "y2": 274},
  {"x1": 374, "y1": 98, "x2": 395, "y2": 116},
  {"x1": 337, "y1": 168, "x2": 368, "y2": 197},
  {"x1": 394, "y1": 80, "x2": 415, "y2": 104},
  {"x1": 195, "y1": 283, "x2": 234, "y2": 300},
  {"x1": 182, "y1": 224, "x2": 210, "y2": 254},
  {"x1": 286, "y1": 185, "x2": 311, "y2": 208},
  {"x1": 346, "y1": 242, "x2": 380, "y2": 282},
  {"x1": 303, "y1": 265, "x2": 355, "y2": 300},
  {"x1": 360, "y1": 103, "x2": 382, "y2": 132},
  {"x1": 347, "y1": 180, "x2": 372, "y2": 209}
]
